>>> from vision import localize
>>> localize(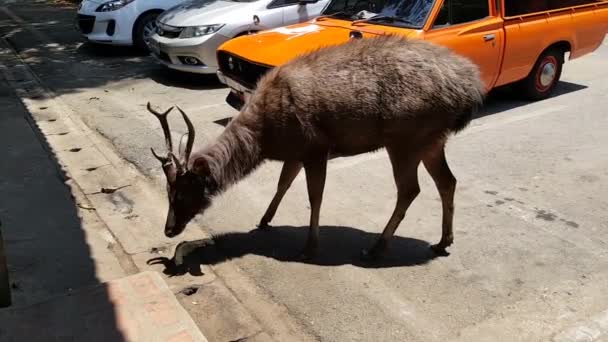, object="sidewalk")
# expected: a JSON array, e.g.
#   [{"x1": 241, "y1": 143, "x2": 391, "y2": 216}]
[
  {"x1": 0, "y1": 75, "x2": 113, "y2": 307},
  {"x1": 0, "y1": 271, "x2": 207, "y2": 342},
  {"x1": 0, "y1": 68, "x2": 207, "y2": 342}
]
